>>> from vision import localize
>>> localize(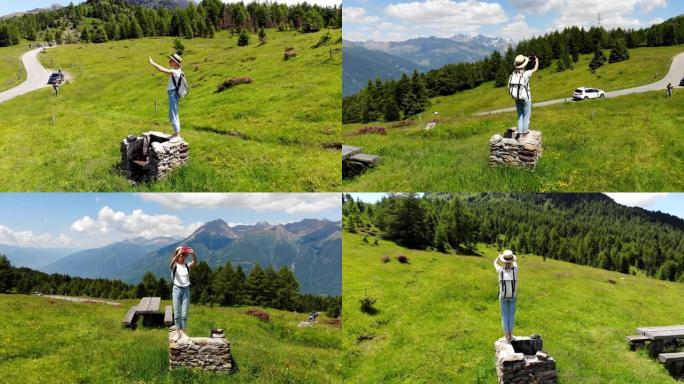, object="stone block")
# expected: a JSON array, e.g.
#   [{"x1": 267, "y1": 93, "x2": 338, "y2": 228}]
[
  {"x1": 495, "y1": 335, "x2": 557, "y2": 384},
  {"x1": 169, "y1": 329, "x2": 234, "y2": 373},
  {"x1": 489, "y1": 129, "x2": 543, "y2": 169},
  {"x1": 121, "y1": 131, "x2": 189, "y2": 182}
]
